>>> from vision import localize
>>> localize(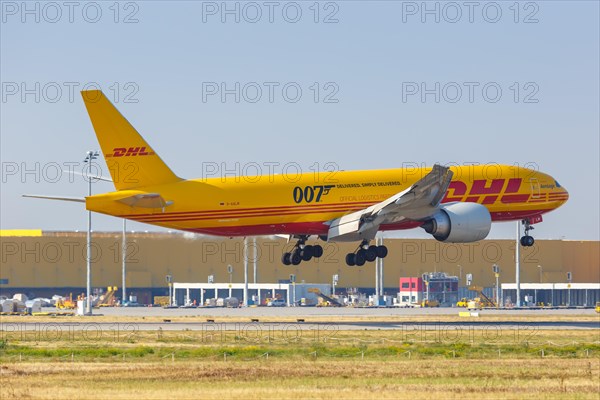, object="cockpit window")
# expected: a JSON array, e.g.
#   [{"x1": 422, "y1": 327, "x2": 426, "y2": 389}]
[{"x1": 554, "y1": 180, "x2": 562, "y2": 188}]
